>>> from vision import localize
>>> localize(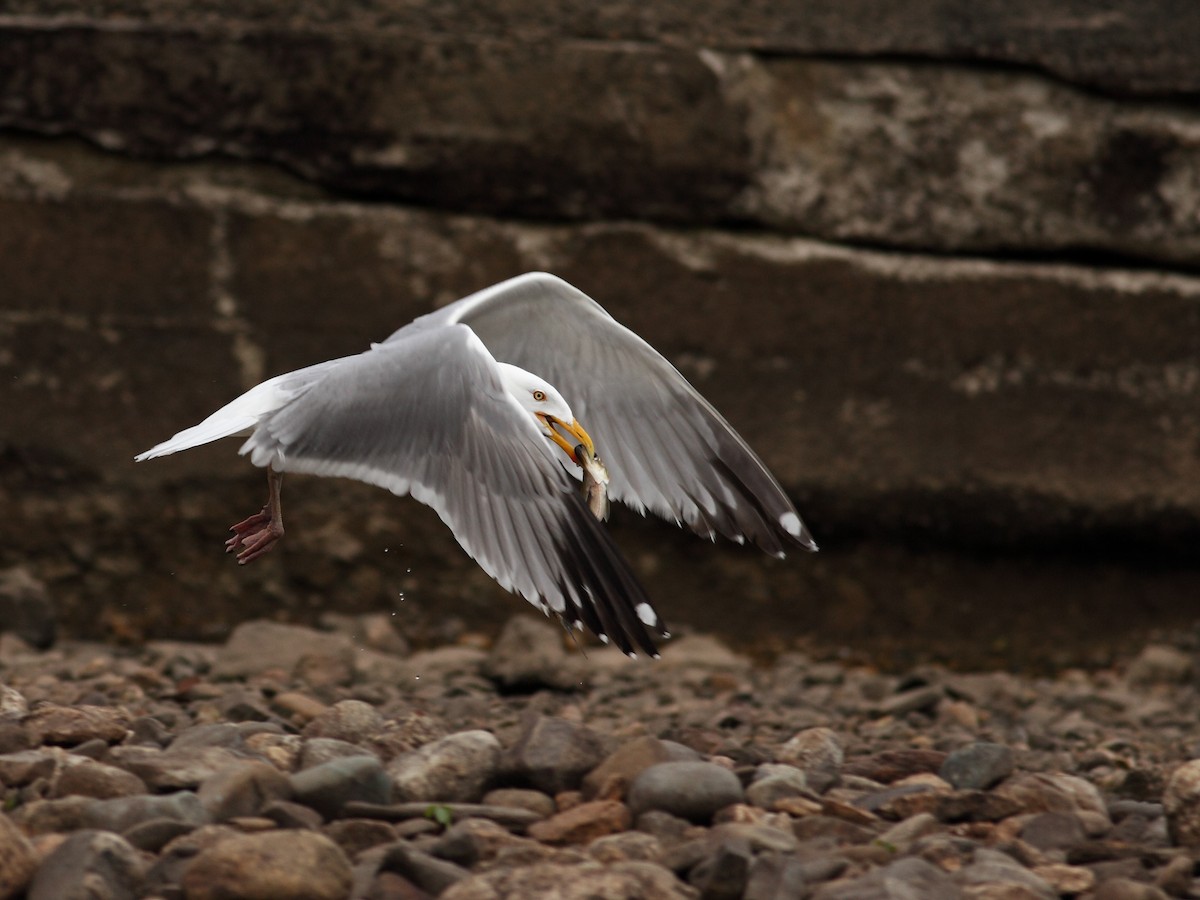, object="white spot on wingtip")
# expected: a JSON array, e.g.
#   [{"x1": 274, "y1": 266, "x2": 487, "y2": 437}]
[
  {"x1": 662, "y1": 631, "x2": 671, "y2": 639},
  {"x1": 598, "y1": 634, "x2": 609, "y2": 644},
  {"x1": 780, "y1": 511, "x2": 802, "y2": 537},
  {"x1": 734, "y1": 534, "x2": 745, "y2": 546},
  {"x1": 627, "y1": 651, "x2": 638, "y2": 660},
  {"x1": 635, "y1": 602, "x2": 658, "y2": 626},
  {"x1": 774, "y1": 551, "x2": 786, "y2": 560}
]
